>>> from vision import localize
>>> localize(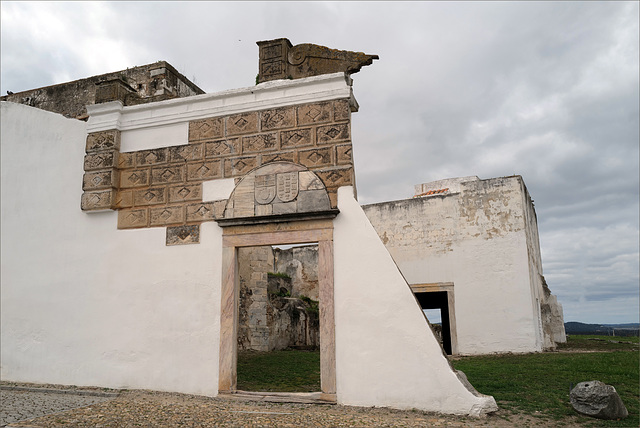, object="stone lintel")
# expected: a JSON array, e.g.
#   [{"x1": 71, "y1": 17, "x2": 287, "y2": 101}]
[{"x1": 216, "y1": 209, "x2": 339, "y2": 228}]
